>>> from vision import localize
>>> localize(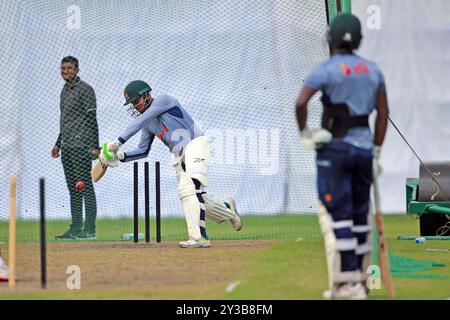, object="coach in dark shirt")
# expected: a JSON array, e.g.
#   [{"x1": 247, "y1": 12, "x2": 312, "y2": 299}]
[{"x1": 51, "y1": 56, "x2": 99, "y2": 240}]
